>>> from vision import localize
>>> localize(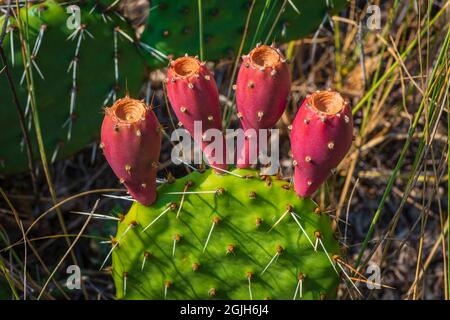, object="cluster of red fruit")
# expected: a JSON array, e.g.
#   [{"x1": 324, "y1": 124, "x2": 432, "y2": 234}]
[{"x1": 100, "y1": 45, "x2": 354, "y2": 205}]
